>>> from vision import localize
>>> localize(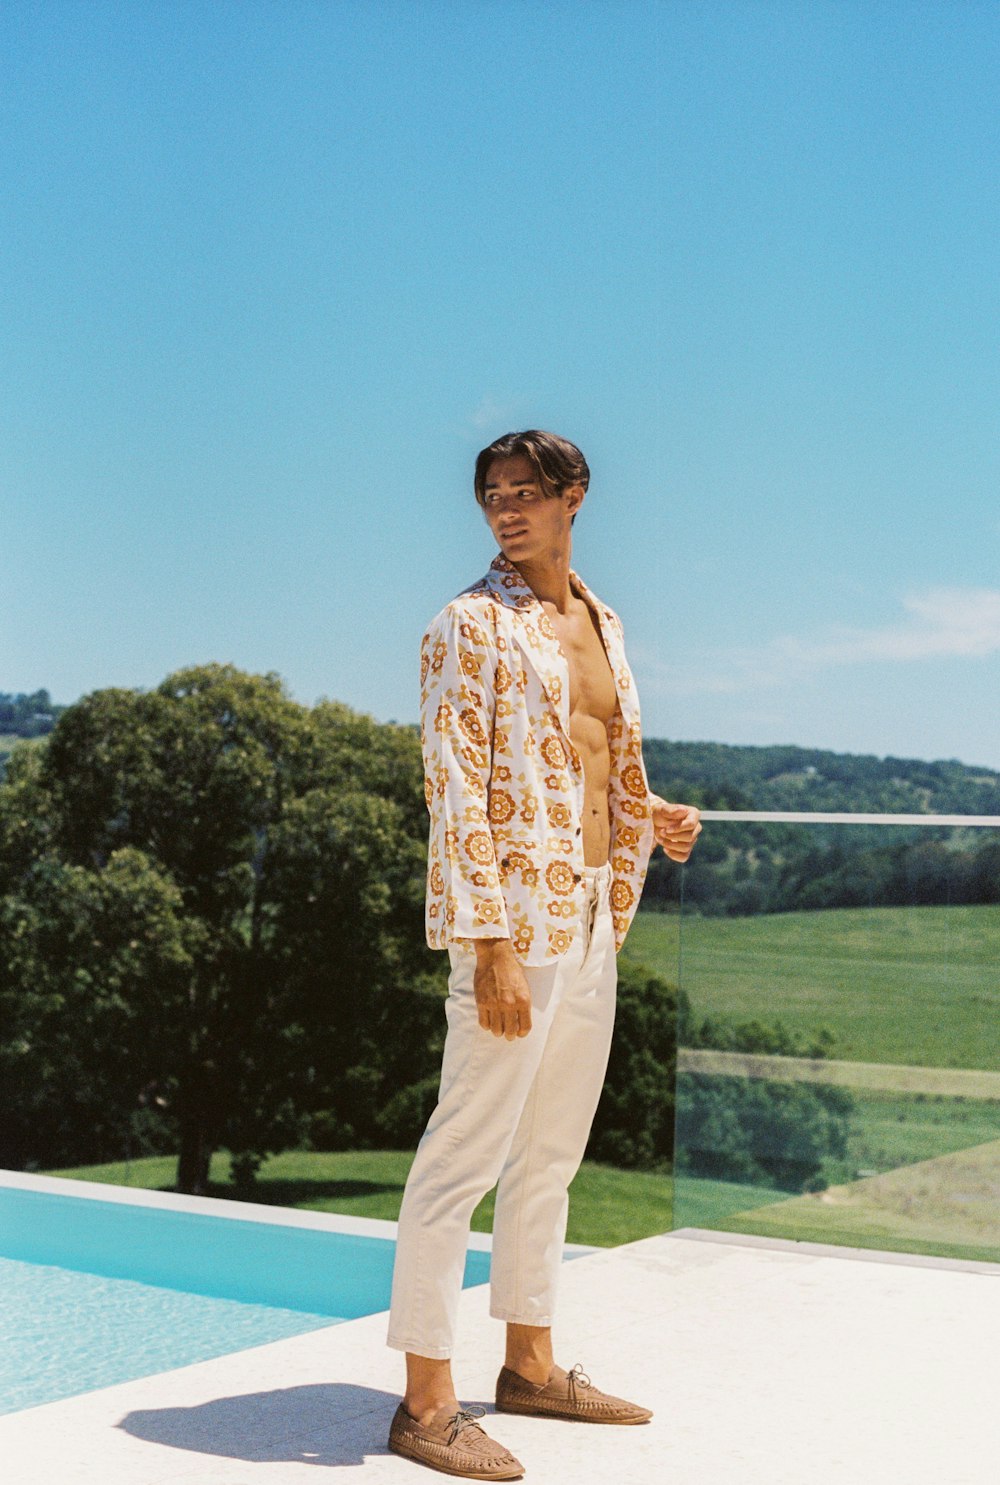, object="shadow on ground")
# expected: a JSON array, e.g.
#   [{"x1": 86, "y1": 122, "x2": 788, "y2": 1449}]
[
  {"x1": 156, "y1": 1180, "x2": 405, "y2": 1206},
  {"x1": 118, "y1": 1383, "x2": 403, "y2": 1467}
]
